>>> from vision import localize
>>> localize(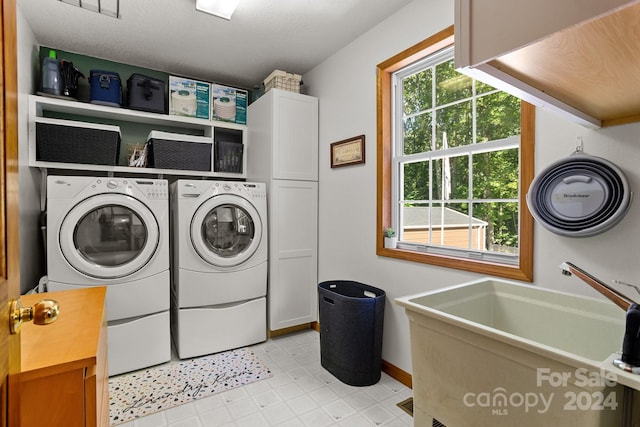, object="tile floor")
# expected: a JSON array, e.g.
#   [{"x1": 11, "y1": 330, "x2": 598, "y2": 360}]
[{"x1": 117, "y1": 329, "x2": 413, "y2": 427}]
